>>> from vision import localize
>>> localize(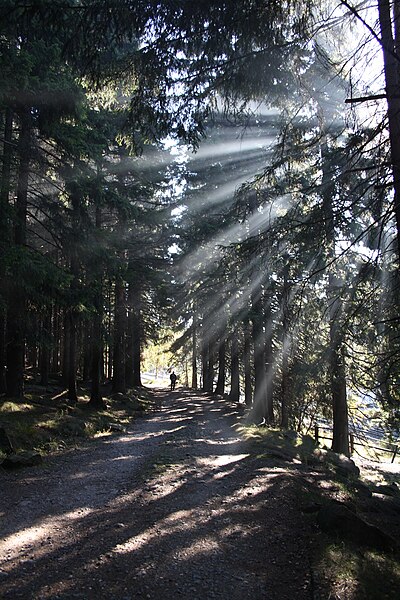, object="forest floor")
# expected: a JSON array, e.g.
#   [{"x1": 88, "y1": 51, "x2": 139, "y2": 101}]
[{"x1": 1, "y1": 388, "x2": 400, "y2": 600}]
